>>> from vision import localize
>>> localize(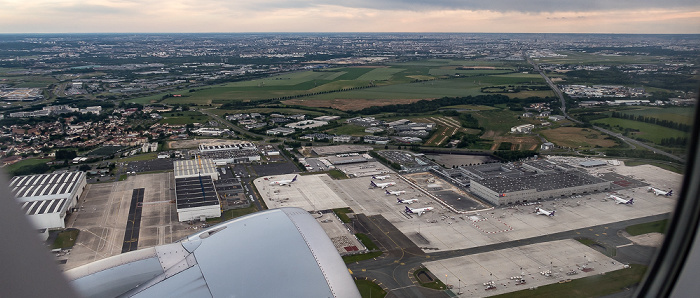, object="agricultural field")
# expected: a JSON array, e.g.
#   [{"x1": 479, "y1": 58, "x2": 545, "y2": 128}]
[
  {"x1": 592, "y1": 117, "x2": 689, "y2": 144},
  {"x1": 128, "y1": 59, "x2": 549, "y2": 110},
  {"x1": 540, "y1": 127, "x2": 618, "y2": 149}
]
